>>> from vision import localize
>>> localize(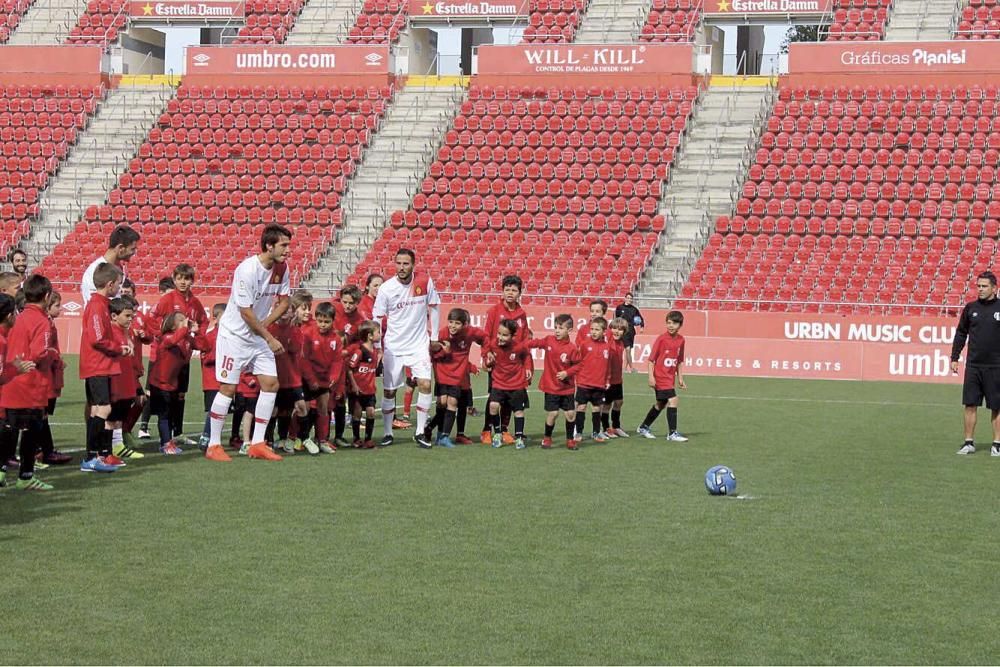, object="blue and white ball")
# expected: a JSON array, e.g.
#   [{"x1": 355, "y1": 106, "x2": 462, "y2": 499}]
[{"x1": 705, "y1": 465, "x2": 737, "y2": 496}]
